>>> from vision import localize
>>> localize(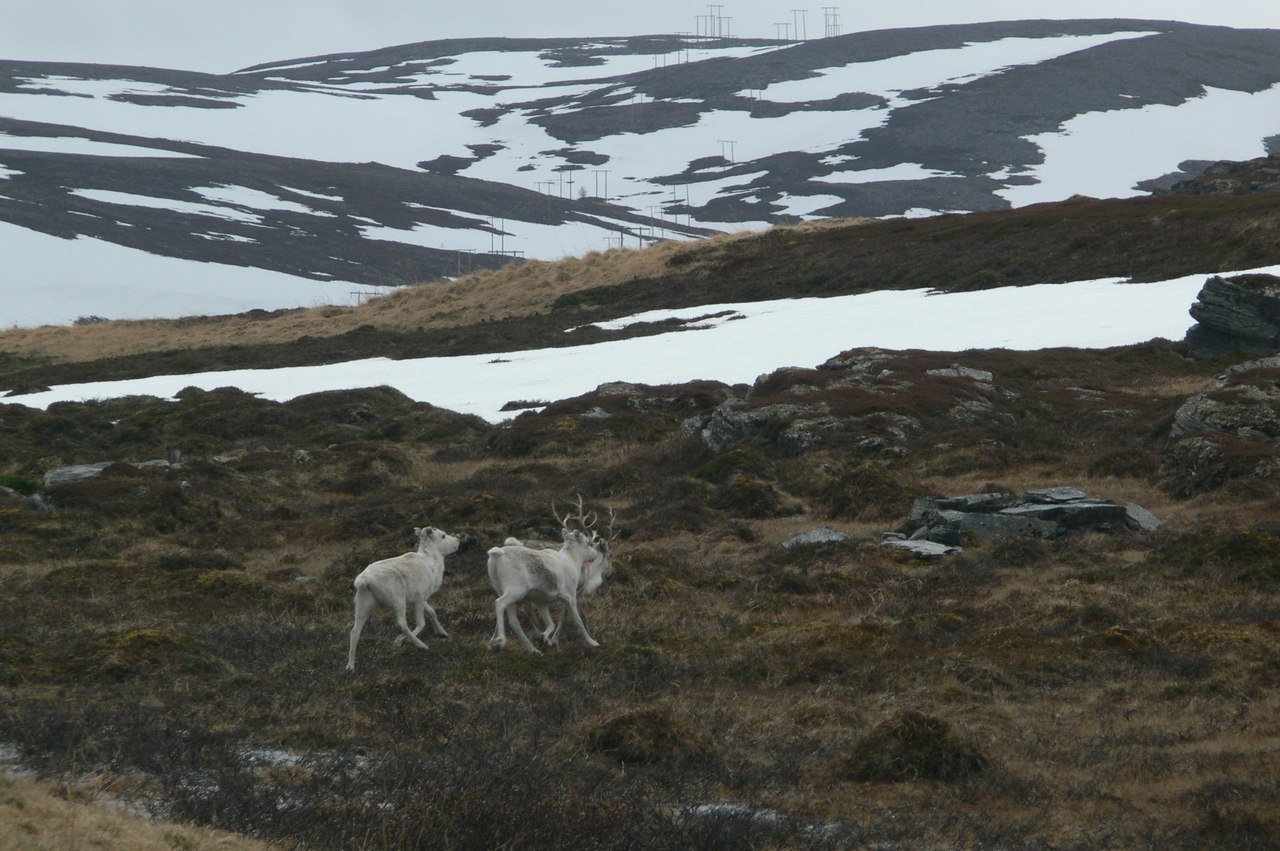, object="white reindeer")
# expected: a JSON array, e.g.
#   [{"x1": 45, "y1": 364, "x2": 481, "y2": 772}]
[
  {"x1": 487, "y1": 502, "x2": 603, "y2": 654},
  {"x1": 521, "y1": 507, "x2": 619, "y2": 647},
  {"x1": 346, "y1": 525, "x2": 460, "y2": 672}
]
